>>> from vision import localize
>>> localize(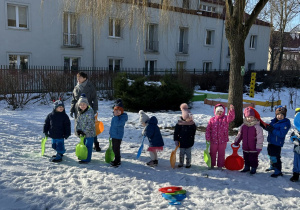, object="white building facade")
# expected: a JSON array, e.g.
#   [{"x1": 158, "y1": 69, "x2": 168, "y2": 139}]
[{"x1": 0, "y1": 0, "x2": 271, "y2": 73}]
